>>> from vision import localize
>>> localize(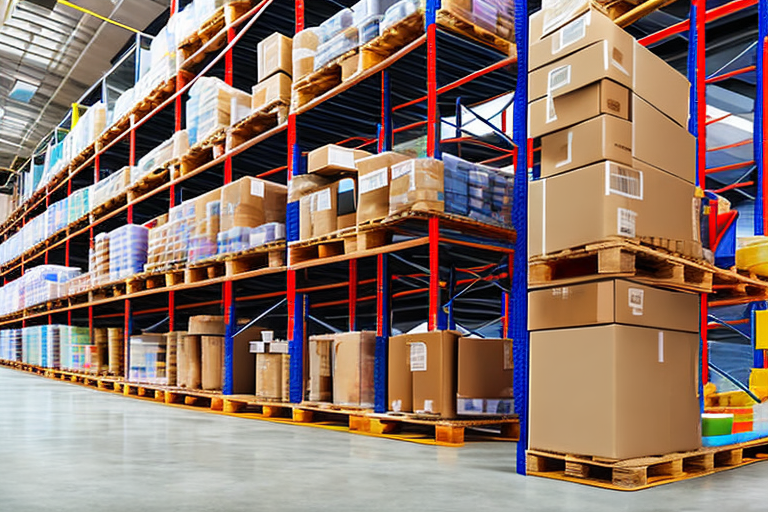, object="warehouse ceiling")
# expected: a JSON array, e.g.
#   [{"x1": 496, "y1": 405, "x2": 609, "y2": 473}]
[{"x1": 0, "y1": 0, "x2": 167, "y2": 170}]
